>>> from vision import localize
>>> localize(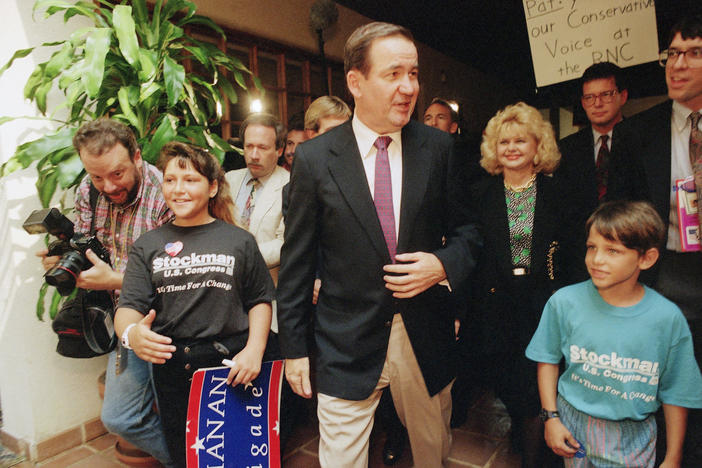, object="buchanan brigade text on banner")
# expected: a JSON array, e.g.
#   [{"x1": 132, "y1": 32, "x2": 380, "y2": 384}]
[{"x1": 186, "y1": 360, "x2": 284, "y2": 468}]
